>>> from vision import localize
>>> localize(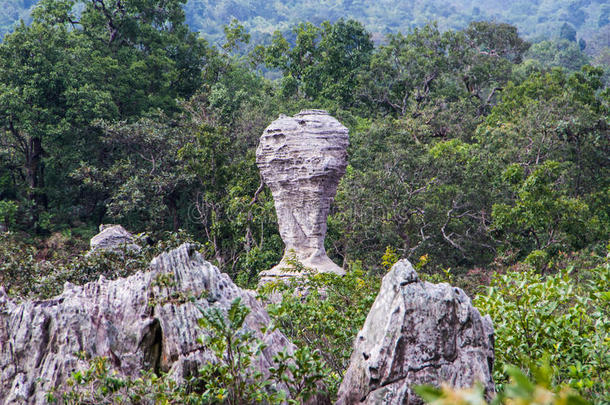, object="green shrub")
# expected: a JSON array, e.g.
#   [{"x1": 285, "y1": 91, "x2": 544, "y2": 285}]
[
  {"x1": 195, "y1": 298, "x2": 328, "y2": 404},
  {"x1": 416, "y1": 363, "x2": 589, "y2": 405},
  {"x1": 47, "y1": 355, "x2": 186, "y2": 404},
  {"x1": 53, "y1": 298, "x2": 328, "y2": 404},
  {"x1": 0, "y1": 200, "x2": 17, "y2": 229},
  {"x1": 195, "y1": 298, "x2": 280, "y2": 404},
  {"x1": 261, "y1": 261, "x2": 381, "y2": 398},
  {"x1": 0, "y1": 232, "x2": 47, "y2": 297},
  {"x1": 474, "y1": 256, "x2": 610, "y2": 402},
  {"x1": 524, "y1": 249, "x2": 549, "y2": 272},
  {"x1": 0, "y1": 230, "x2": 201, "y2": 300}
]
